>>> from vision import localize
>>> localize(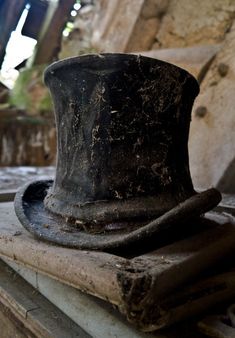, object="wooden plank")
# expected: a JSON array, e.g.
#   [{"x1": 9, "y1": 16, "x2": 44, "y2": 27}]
[
  {"x1": 0, "y1": 202, "x2": 126, "y2": 306},
  {"x1": 5, "y1": 258, "x2": 207, "y2": 338},
  {"x1": 146, "y1": 270, "x2": 235, "y2": 330},
  {"x1": 4, "y1": 258, "x2": 155, "y2": 338},
  {"x1": 91, "y1": 0, "x2": 145, "y2": 53},
  {"x1": 216, "y1": 194, "x2": 235, "y2": 216},
  {"x1": 0, "y1": 259, "x2": 90, "y2": 338},
  {"x1": 0, "y1": 0, "x2": 26, "y2": 67},
  {"x1": 31, "y1": 0, "x2": 75, "y2": 65},
  {"x1": 0, "y1": 190, "x2": 16, "y2": 202},
  {"x1": 2, "y1": 259, "x2": 212, "y2": 338},
  {"x1": 198, "y1": 316, "x2": 235, "y2": 338},
  {"x1": 0, "y1": 307, "x2": 29, "y2": 338},
  {"x1": 0, "y1": 202, "x2": 235, "y2": 331}
]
